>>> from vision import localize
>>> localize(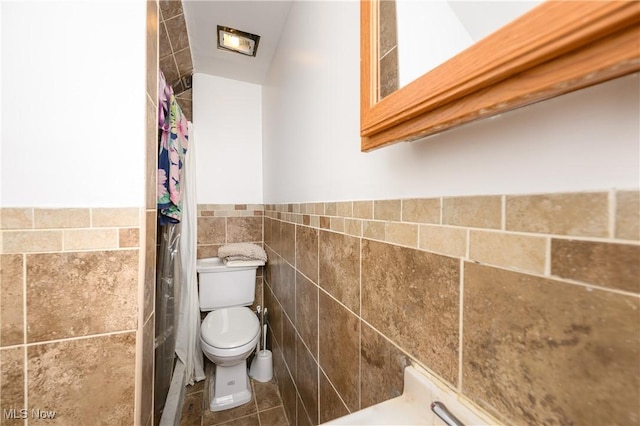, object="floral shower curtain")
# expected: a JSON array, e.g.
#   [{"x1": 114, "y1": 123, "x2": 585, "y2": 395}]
[
  {"x1": 158, "y1": 70, "x2": 189, "y2": 224},
  {"x1": 155, "y1": 70, "x2": 197, "y2": 421}
]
